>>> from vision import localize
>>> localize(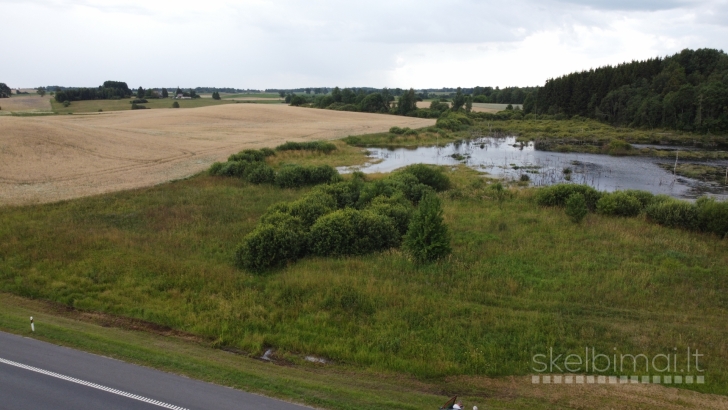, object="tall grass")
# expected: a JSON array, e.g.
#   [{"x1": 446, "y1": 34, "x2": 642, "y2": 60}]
[{"x1": 0, "y1": 167, "x2": 727, "y2": 393}]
